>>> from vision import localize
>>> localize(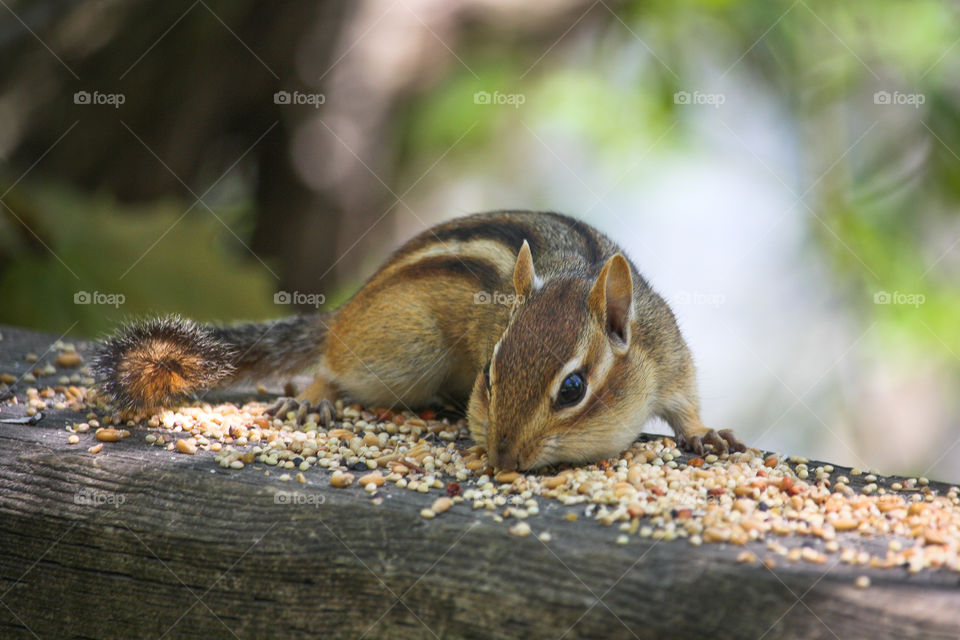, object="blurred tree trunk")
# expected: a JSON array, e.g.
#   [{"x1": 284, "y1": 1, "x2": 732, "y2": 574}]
[
  {"x1": 0, "y1": 0, "x2": 599, "y2": 306},
  {"x1": 0, "y1": 0, "x2": 356, "y2": 301}
]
